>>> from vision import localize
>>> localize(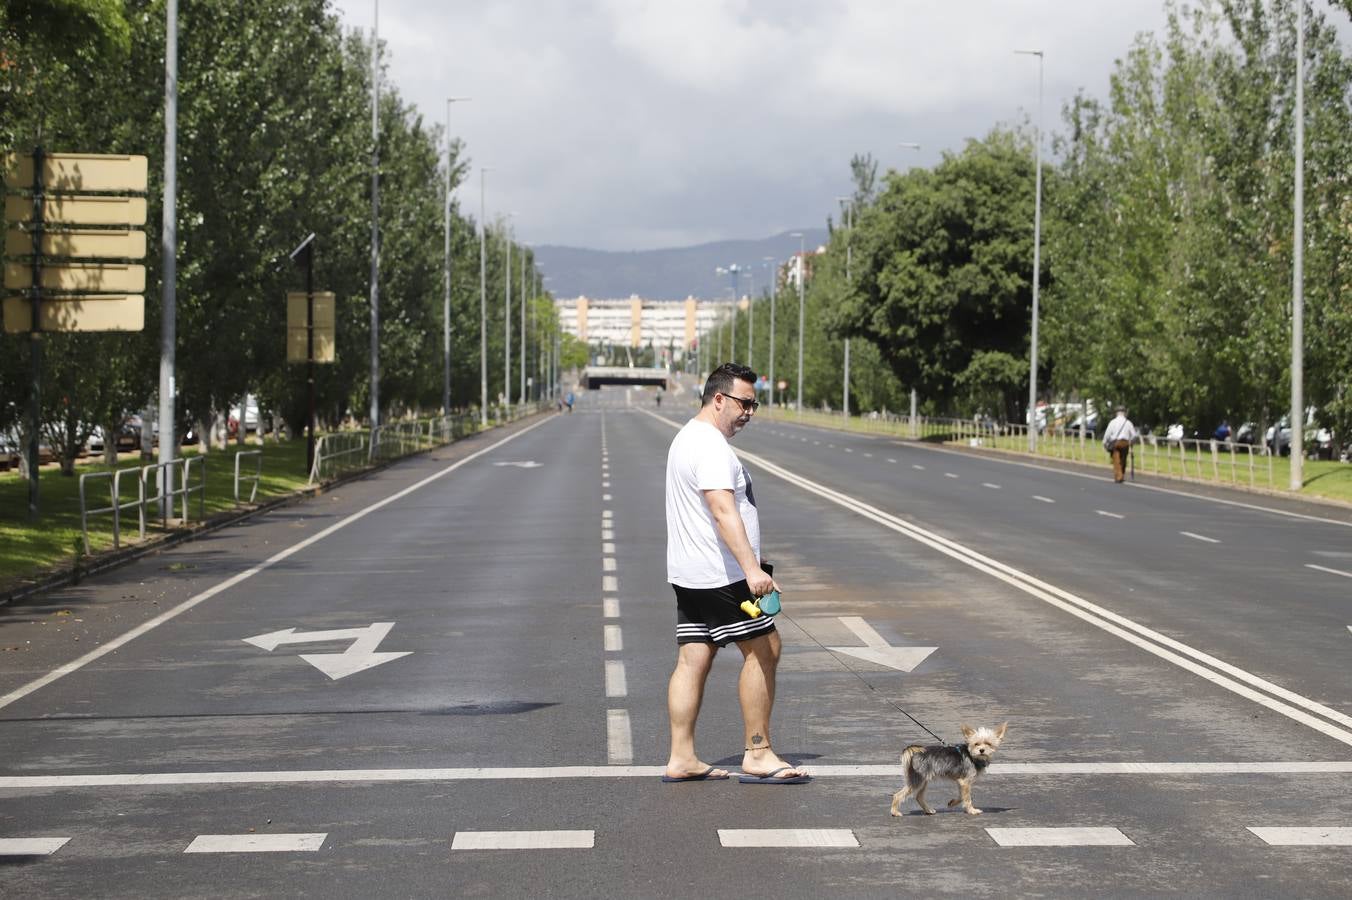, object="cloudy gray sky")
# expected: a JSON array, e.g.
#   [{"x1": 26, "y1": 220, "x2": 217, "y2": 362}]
[{"x1": 327, "y1": 1, "x2": 1199, "y2": 251}]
